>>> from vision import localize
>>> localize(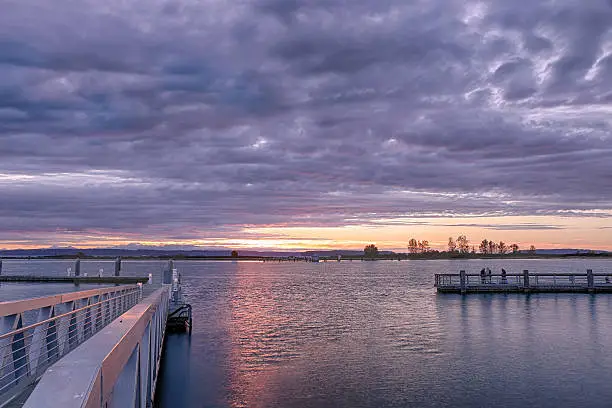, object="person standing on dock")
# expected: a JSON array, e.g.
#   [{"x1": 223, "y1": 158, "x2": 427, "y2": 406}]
[
  {"x1": 487, "y1": 267, "x2": 492, "y2": 283},
  {"x1": 501, "y1": 268, "x2": 507, "y2": 284},
  {"x1": 480, "y1": 268, "x2": 486, "y2": 284}
]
